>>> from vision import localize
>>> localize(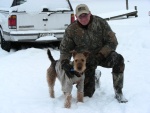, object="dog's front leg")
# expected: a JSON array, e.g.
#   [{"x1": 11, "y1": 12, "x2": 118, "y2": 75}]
[
  {"x1": 64, "y1": 92, "x2": 72, "y2": 108},
  {"x1": 76, "y1": 78, "x2": 84, "y2": 102},
  {"x1": 77, "y1": 91, "x2": 83, "y2": 102}
]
